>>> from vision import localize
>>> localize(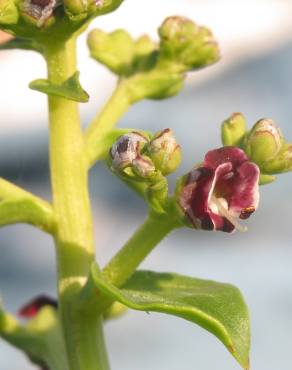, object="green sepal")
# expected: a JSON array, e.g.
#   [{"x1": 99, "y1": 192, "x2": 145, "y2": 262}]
[
  {"x1": 221, "y1": 113, "x2": 247, "y2": 147},
  {"x1": 0, "y1": 303, "x2": 68, "y2": 370},
  {"x1": 258, "y1": 142, "x2": 292, "y2": 174},
  {"x1": 92, "y1": 267, "x2": 250, "y2": 369},
  {"x1": 259, "y1": 174, "x2": 276, "y2": 185},
  {"x1": 29, "y1": 71, "x2": 89, "y2": 102},
  {"x1": 0, "y1": 37, "x2": 43, "y2": 53}
]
